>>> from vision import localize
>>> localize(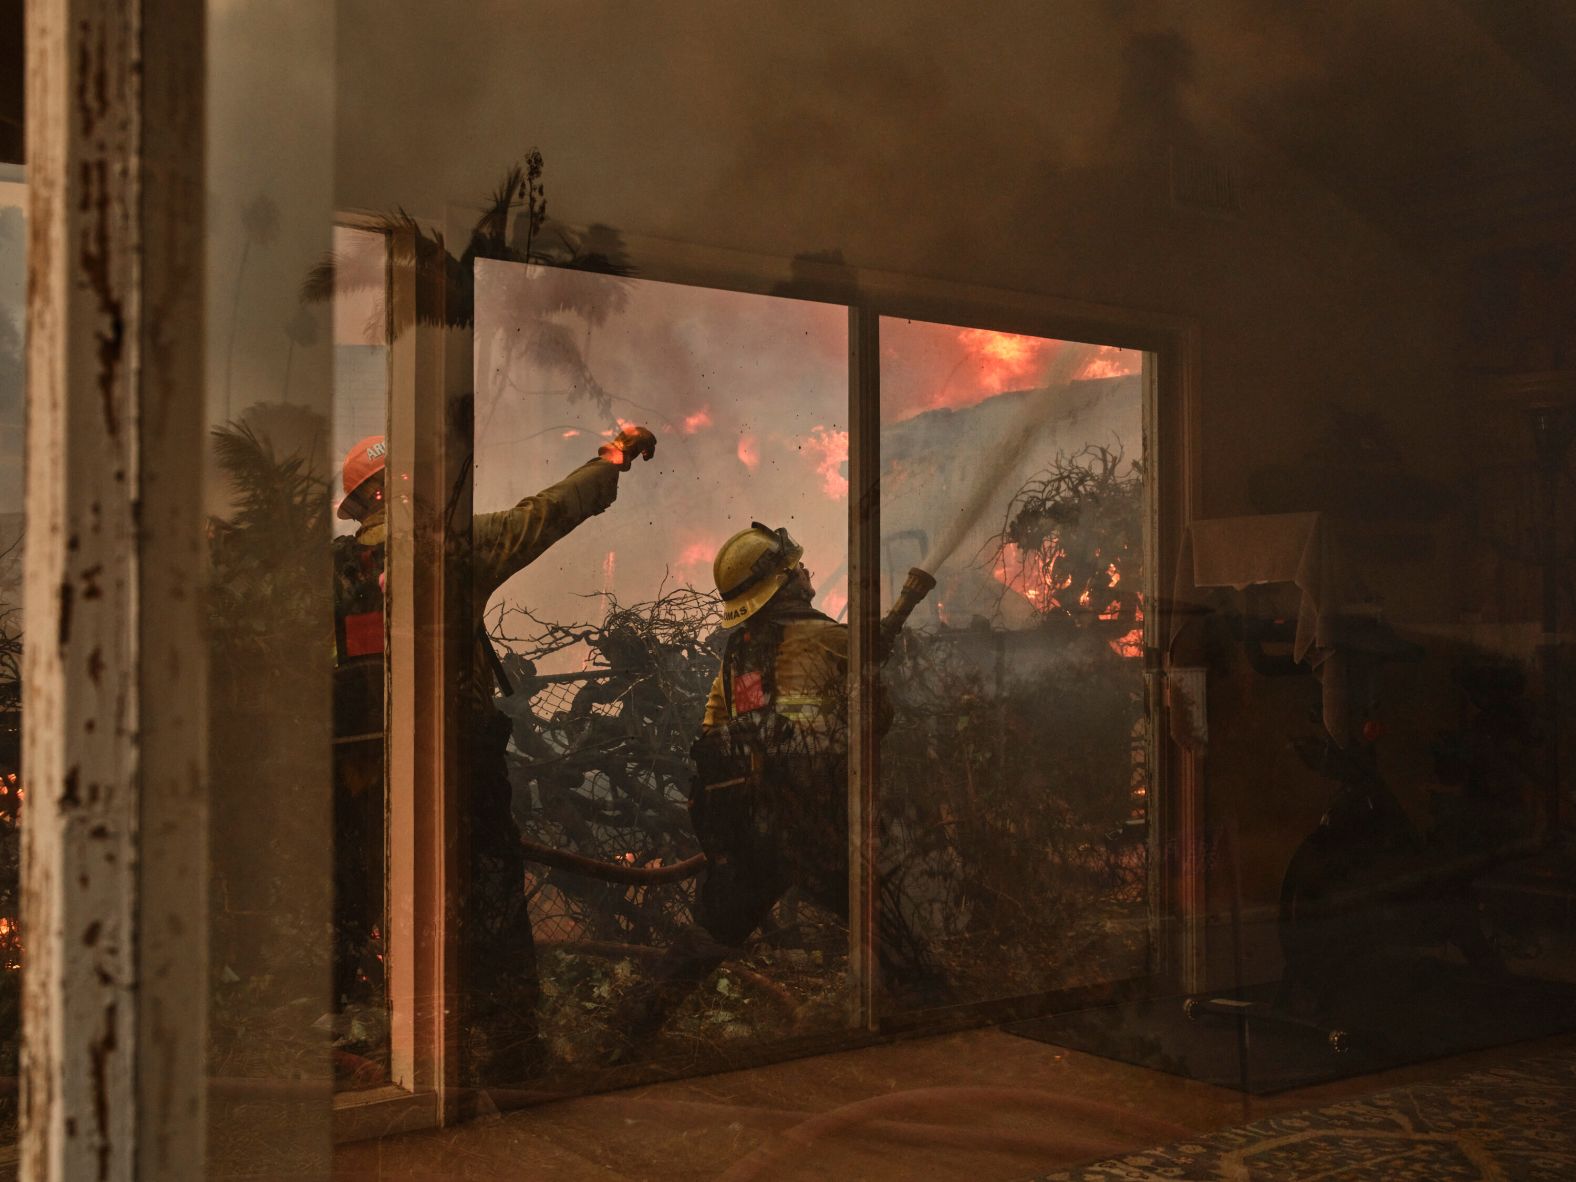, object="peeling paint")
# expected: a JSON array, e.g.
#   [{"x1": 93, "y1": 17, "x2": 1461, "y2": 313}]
[
  {"x1": 89, "y1": 1002, "x2": 117, "y2": 1180},
  {"x1": 25, "y1": 3, "x2": 213, "y2": 1177},
  {"x1": 58, "y1": 579, "x2": 74, "y2": 648}
]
